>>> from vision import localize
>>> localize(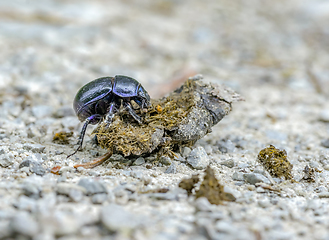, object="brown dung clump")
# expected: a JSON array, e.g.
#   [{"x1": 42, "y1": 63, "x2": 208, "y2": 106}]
[
  {"x1": 179, "y1": 166, "x2": 236, "y2": 205},
  {"x1": 95, "y1": 75, "x2": 242, "y2": 159},
  {"x1": 257, "y1": 145, "x2": 293, "y2": 180},
  {"x1": 195, "y1": 166, "x2": 236, "y2": 204},
  {"x1": 178, "y1": 174, "x2": 199, "y2": 195},
  {"x1": 53, "y1": 131, "x2": 73, "y2": 144}
]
